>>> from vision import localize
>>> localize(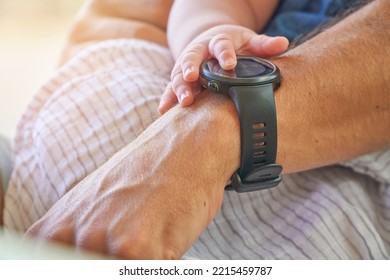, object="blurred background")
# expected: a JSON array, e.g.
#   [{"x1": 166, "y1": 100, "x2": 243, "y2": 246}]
[{"x1": 0, "y1": 0, "x2": 84, "y2": 138}]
